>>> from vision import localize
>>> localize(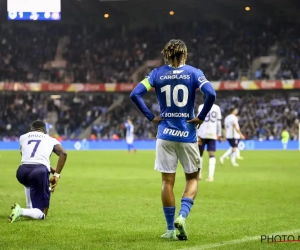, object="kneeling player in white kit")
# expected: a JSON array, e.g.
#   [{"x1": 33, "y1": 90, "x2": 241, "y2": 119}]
[
  {"x1": 220, "y1": 108, "x2": 245, "y2": 167},
  {"x1": 197, "y1": 100, "x2": 222, "y2": 182},
  {"x1": 9, "y1": 120, "x2": 67, "y2": 222}
]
